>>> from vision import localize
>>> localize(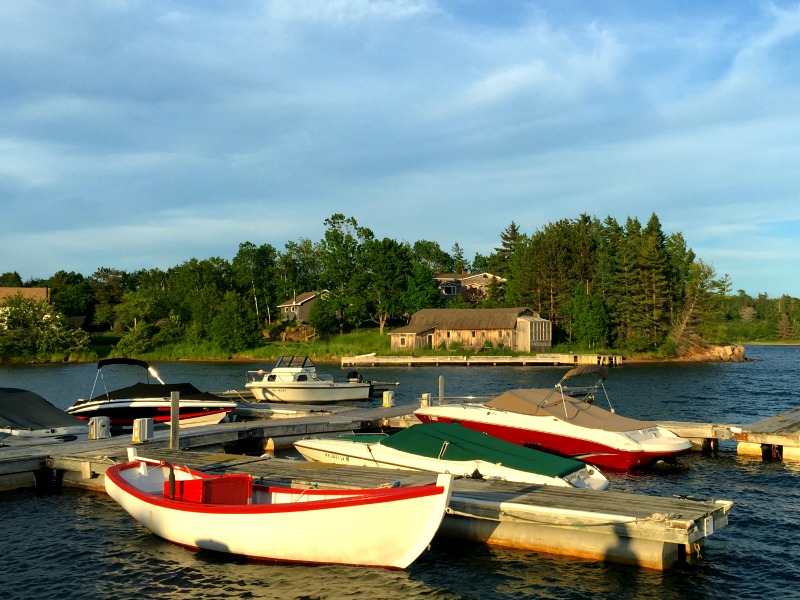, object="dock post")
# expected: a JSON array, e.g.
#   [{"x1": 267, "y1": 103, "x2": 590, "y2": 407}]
[
  {"x1": 170, "y1": 391, "x2": 180, "y2": 450},
  {"x1": 439, "y1": 375, "x2": 444, "y2": 404}
]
